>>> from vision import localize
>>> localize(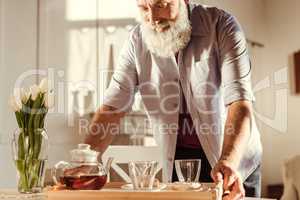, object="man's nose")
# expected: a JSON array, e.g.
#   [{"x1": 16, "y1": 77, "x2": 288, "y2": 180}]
[{"x1": 148, "y1": 7, "x2": 159, "y2": 25}]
